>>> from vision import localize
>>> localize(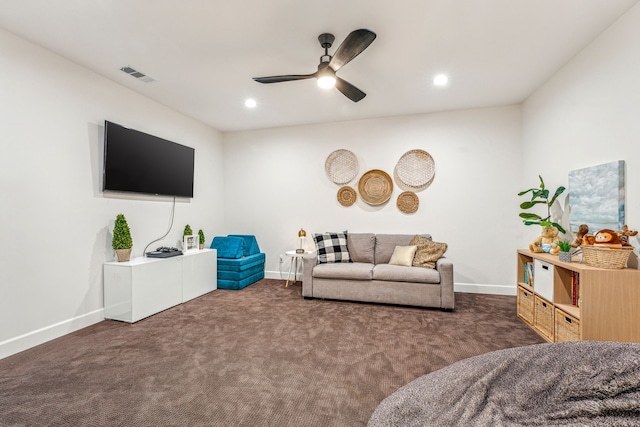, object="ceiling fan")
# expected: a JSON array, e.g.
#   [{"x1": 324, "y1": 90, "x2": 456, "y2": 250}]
[{"x1": 252, "y1": 29, "x2": 377, "y2": 102}]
